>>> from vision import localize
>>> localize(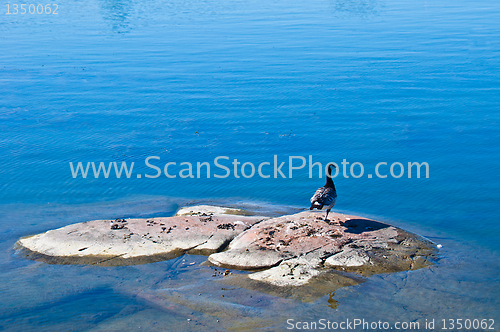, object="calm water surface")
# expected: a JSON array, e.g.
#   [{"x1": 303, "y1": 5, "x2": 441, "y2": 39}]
[{"x1": 1, "y1": 0, "x2": 499, "y2": 330}]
